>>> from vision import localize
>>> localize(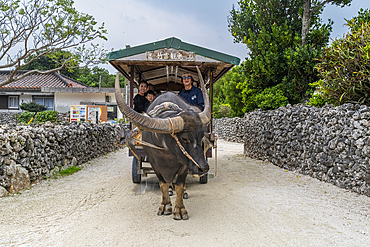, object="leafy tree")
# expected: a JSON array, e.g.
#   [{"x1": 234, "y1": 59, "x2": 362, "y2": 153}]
[
  {"x1": 21, "y1": 51, "x2": 79, "y2": 79},
  {"x1": 228, "y1": 0, "x2": 335, "y2": 111},
  {"x1": 312, "y1": 9, "x2": 370, "y2": 106},
  {"x1": 20, "y1": 51, "x2": 125, "y2": 87},
  {"x1": 212, "y1": 73, "x2": 227, "y2": 118},
  {"x1": 283, "y1": 44, "x2": 323, "y2": 102},
  {"x1": 346, "y1": 8, "x2": 370, "y2": 31},
  {"x1": 0, "y1": 0, "x2": 107, "y2": 86},
  {"x1": 76, "y1": 66, "x2": 125, "y2": 88},
  {"x1": 254, "y1": 85, "x2": 288, "y2": 110},
  {"x1": 228, "y1": 0, "x2": 304, "y2": 45},
  {"x1": 301, "y1": 0, "x2": 352, "y2": 46},
  {"x1": 213, "y1": 66, "x2": 245, "y2": 118},
  {"x1": 220, "y1": 66, "x2": 245, "y2": 117},
  {"x1": 219, "y1": 104, "x2": 232, "y2": 117}
]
